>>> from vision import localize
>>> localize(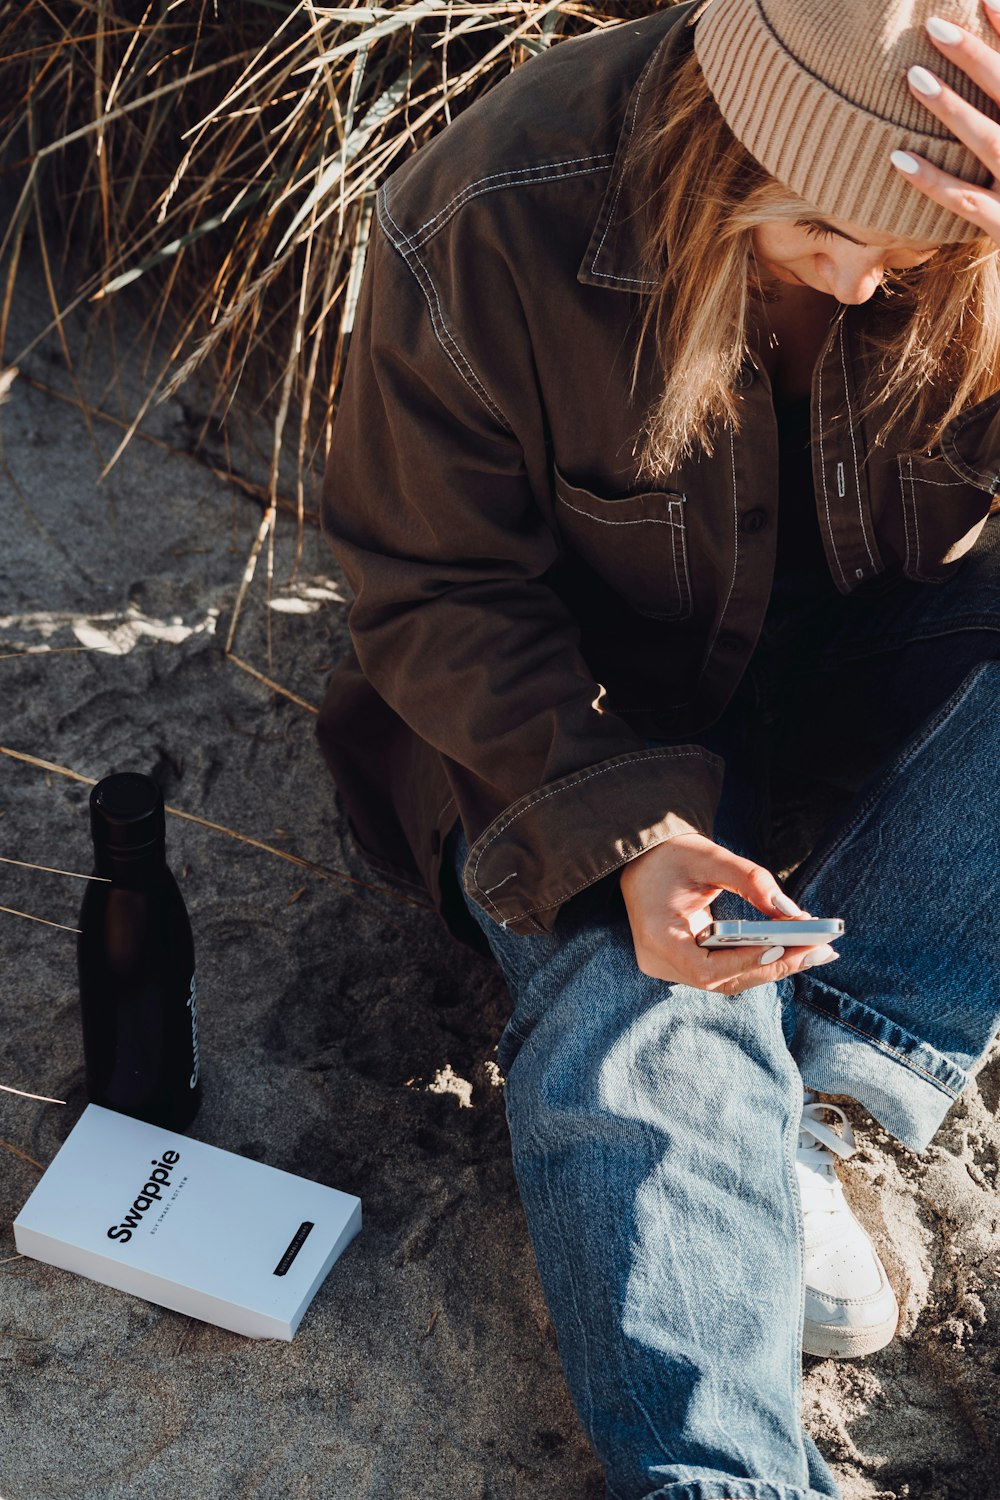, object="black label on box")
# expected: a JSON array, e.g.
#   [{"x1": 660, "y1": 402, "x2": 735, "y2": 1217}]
[{"x1": 273, "y1": 1220, "x2": 314, "y2": 1276}]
